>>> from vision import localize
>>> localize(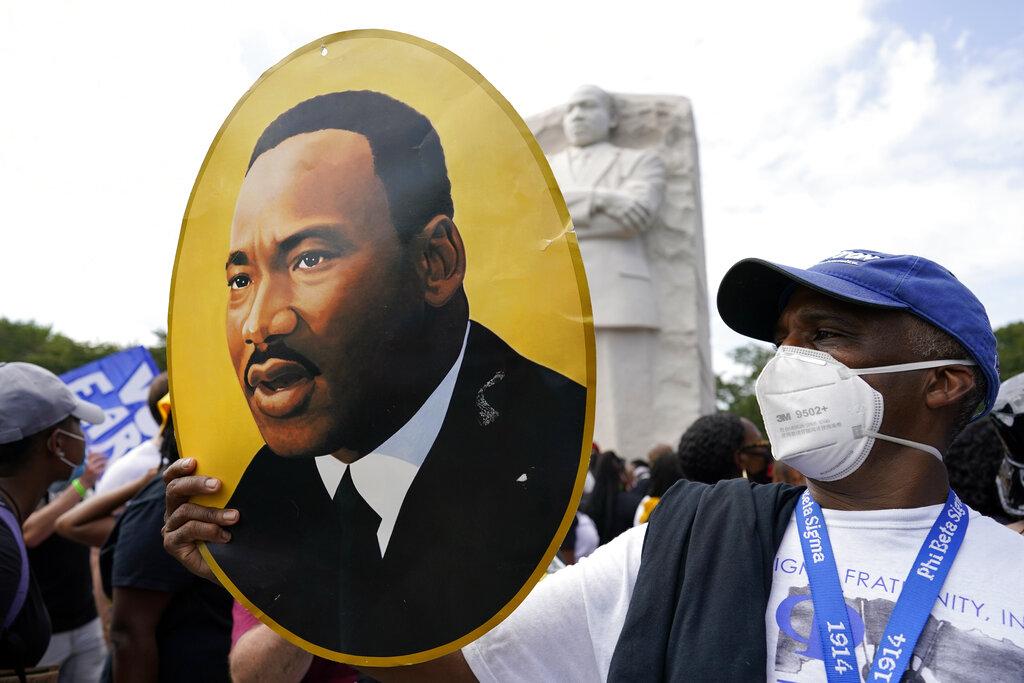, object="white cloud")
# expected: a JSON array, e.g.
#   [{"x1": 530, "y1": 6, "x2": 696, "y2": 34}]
[
  {"x1": 954, "y1": 29, "x2": 970, "y2": 53},
  {"x1": 0, "y1": 0, "x2": 1020, "y2": 382},
  {"x1": 697, "y1": 18, "x2": 1024, "y2": 373}
]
